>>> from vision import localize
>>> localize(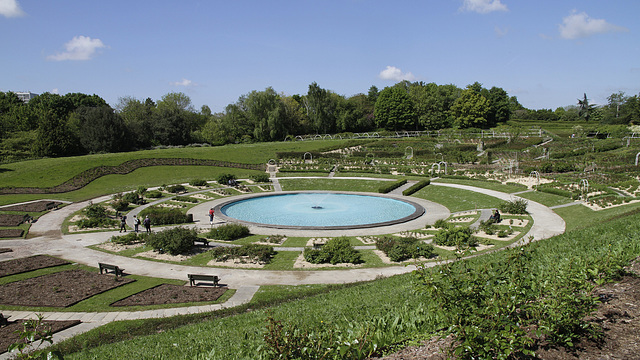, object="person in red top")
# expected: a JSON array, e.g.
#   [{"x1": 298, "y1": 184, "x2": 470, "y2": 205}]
[{"x1": 208, "y1": 208, "x2": 215, "y2": 225}]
